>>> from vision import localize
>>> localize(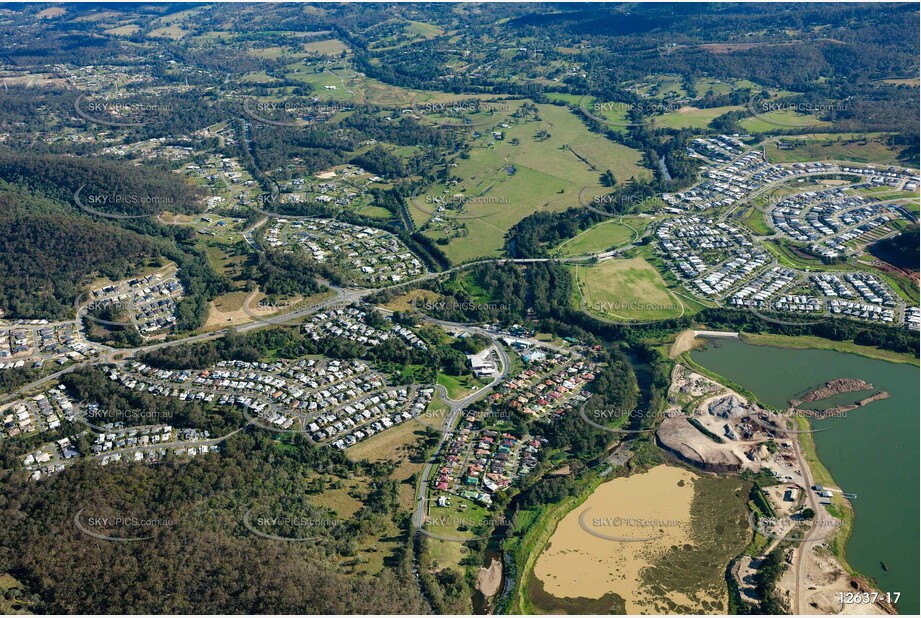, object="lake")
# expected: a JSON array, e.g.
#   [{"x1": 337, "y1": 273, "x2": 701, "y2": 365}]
[{"x1": 692, "y1": 337, "x2": 920, "y2": 614}]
